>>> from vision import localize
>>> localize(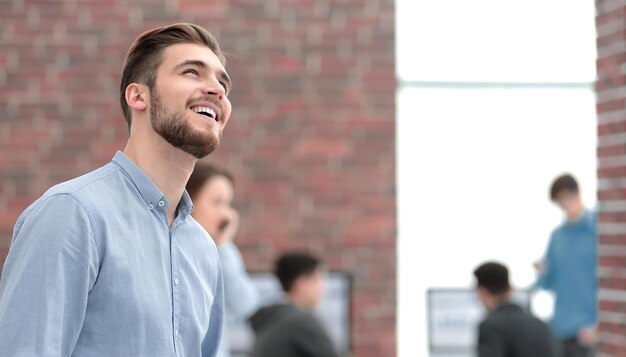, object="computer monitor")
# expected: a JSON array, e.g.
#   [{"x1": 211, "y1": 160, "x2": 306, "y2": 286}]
[
  {"x1": 228, "y1": 271, "x2": 352, "y2": 356},
  {"x1": 427, "y1": 288, "x2": 532, "y2": 354}
]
